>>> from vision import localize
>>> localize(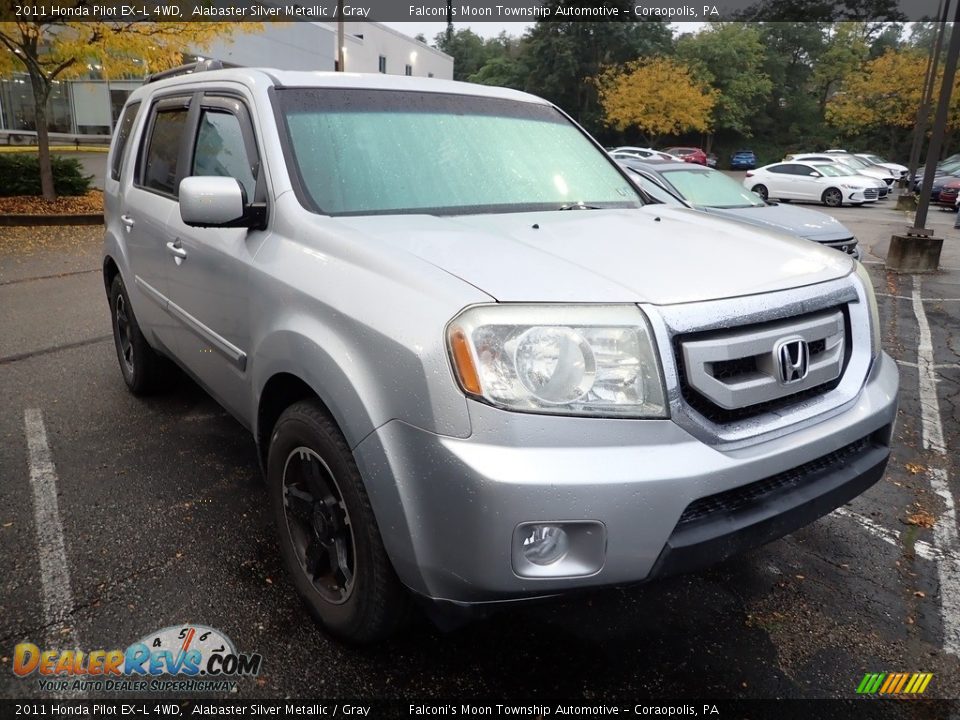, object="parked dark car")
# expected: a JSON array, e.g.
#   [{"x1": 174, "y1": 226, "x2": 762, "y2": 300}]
[
  {"x1": 664, "y1": 146, "x2": 708, "y2": 165},
  {"x1": 730, "y1": 149, "x2": 758, "y2": 170},
  {"x1": 937, "y1": 177, "x2": 960, "y2": 208}
]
